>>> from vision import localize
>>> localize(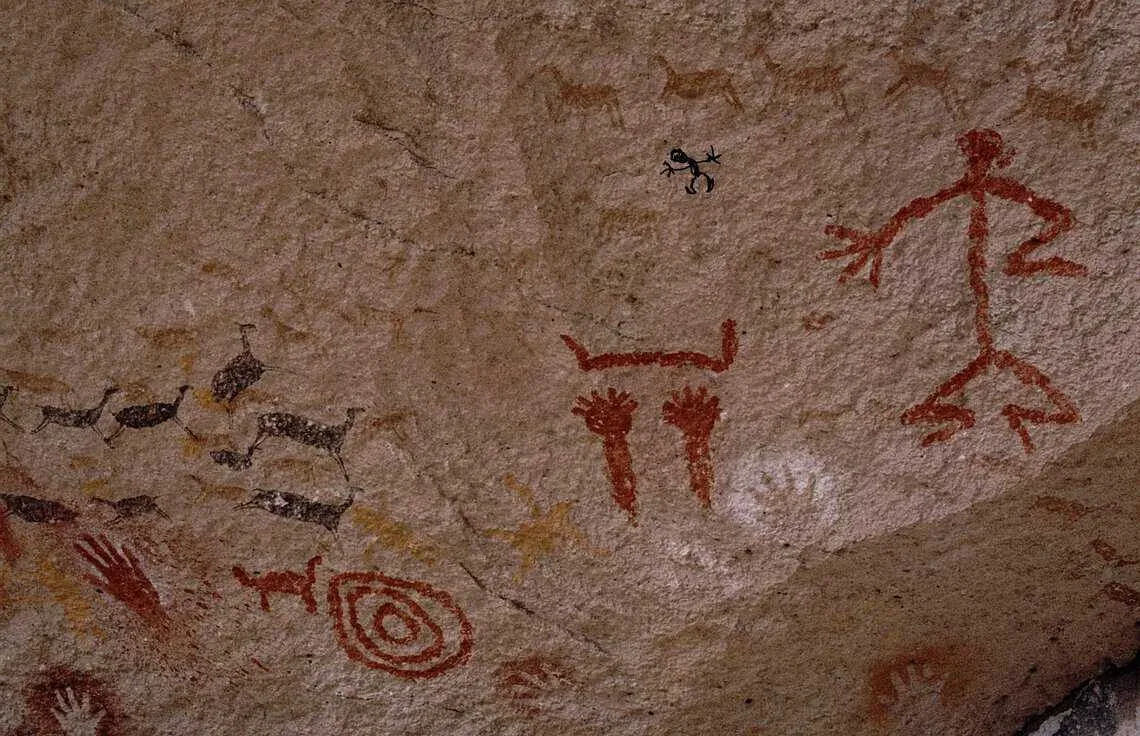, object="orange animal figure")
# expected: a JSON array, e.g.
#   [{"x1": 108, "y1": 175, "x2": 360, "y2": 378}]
[
  {"x1": 232, "y1": 555, "x2": 322, "y2": 614},
  {"x1": 535, "y1": 65, "x2": 624, "y2": 127},
  {"x1": 883, "y1": 49, "x2": 959, "y2": 115},
  {"x1": 753, "y1": 46, "x2": 849, "y2": 118},
  {"x1": 653, "y1": 55, "x2": 743, "y2": 111}
]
